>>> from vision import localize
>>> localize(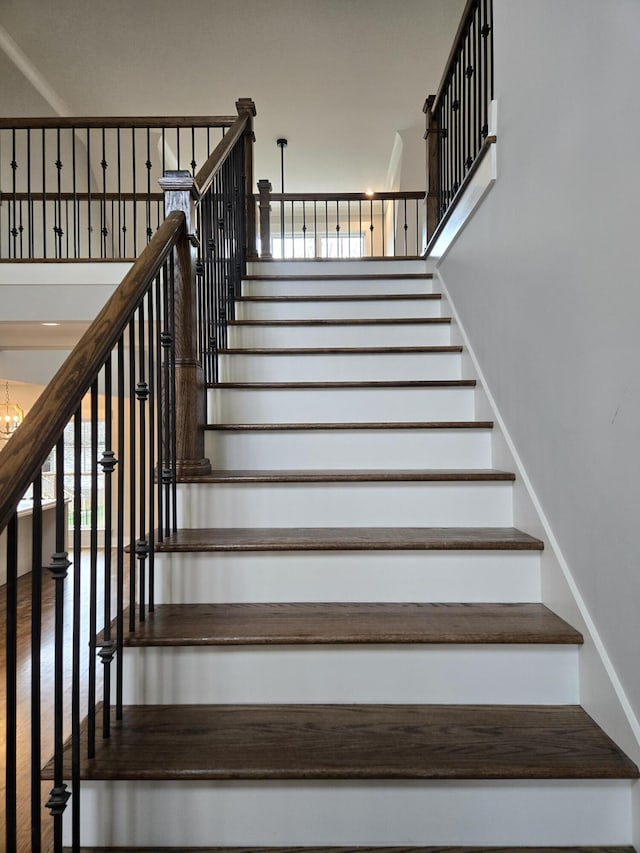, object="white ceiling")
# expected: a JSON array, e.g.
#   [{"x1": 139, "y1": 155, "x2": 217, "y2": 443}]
[{"x1": 0, "y1": 0, "x2": 465, "y2": 192}]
